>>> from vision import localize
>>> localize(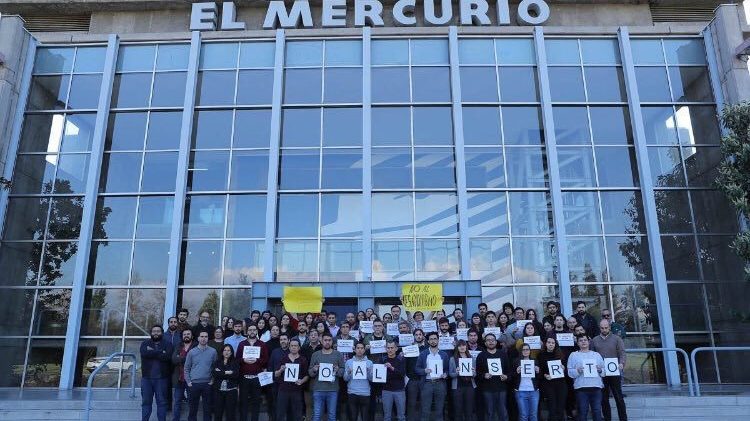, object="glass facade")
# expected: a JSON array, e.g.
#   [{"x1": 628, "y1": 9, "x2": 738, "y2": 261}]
[{"x1": 0, "y1": 32, "x2": 746, "y2": 388}]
